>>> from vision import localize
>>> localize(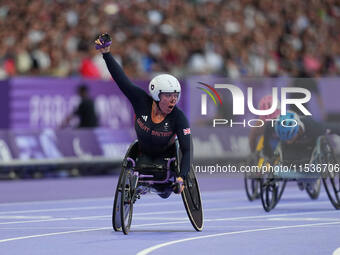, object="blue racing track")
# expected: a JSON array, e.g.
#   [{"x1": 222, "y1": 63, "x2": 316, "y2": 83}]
[{"x1": 0, "y1": 175, "x2": 340, "y2": 255}]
